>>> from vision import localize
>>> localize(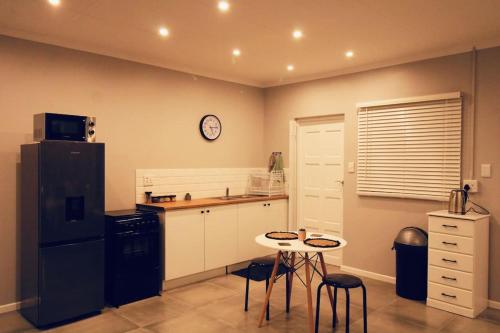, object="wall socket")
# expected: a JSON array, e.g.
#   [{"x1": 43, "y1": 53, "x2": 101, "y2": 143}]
[
  {"x1": 143, "y1": 176, "x2": 154, "y2": 187},
  {"x1": 463, "y1": 179, "x2": 478, "y2": 193}
]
